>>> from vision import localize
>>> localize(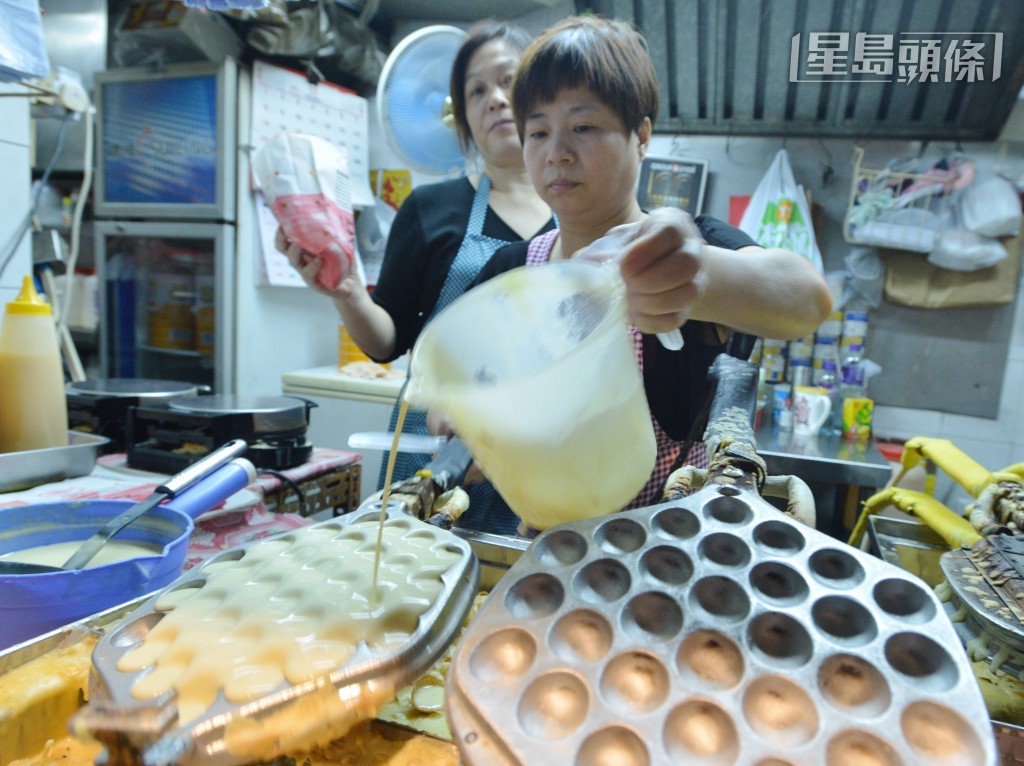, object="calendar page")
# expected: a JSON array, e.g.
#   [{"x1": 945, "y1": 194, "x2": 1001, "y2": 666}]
[{"x1": 250, "y1": 60, "x2": 374, "y2": 286}]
